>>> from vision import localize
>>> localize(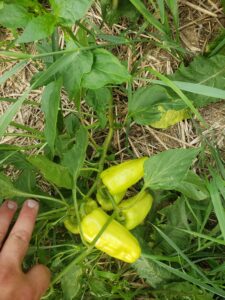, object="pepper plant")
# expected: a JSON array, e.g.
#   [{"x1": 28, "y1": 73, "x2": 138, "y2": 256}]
[{"x1": 0, "y1": 0, "x2": 225, "y2": 299}]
